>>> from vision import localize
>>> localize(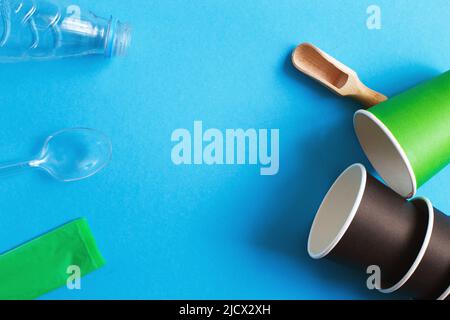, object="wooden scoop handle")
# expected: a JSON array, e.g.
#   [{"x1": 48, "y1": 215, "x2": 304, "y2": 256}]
[{"x1": 352, "y1": 82, "x2": 388, "y2": 108}]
